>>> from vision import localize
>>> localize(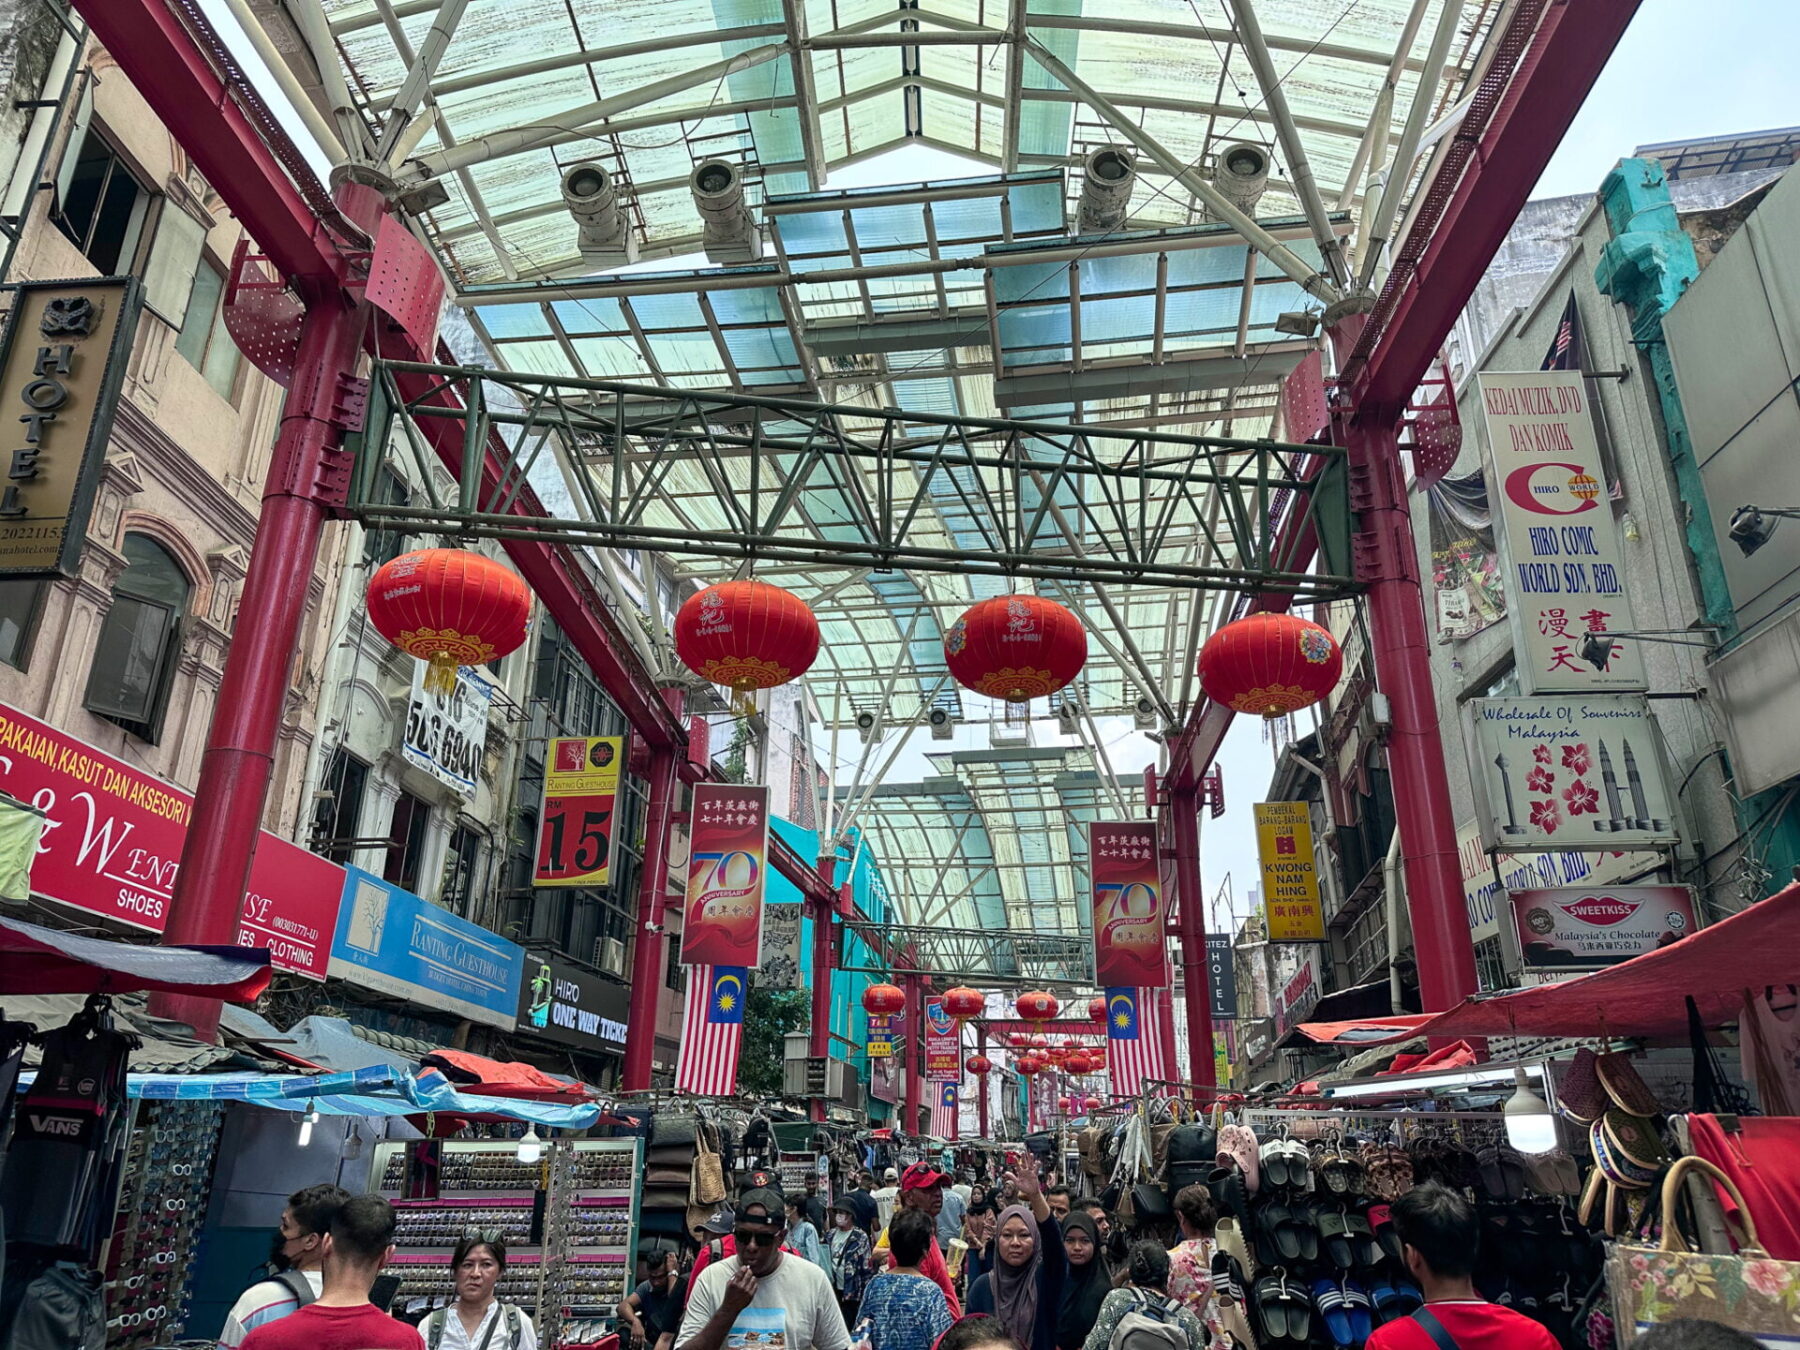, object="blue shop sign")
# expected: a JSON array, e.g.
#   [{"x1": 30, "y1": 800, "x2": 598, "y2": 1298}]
[{"x1": 328, "y1": 867, "x2": 524, "y2": 1029}]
